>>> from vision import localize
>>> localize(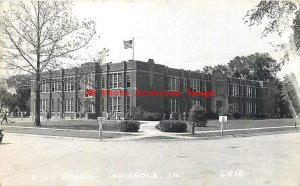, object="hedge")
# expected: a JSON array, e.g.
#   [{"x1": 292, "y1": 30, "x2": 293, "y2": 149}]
[
  {"x1": 124, "y1": 107, "x2": 163, "y2": 121},
  {"x1": 120, "y1": 120, "x2": 140, "y2": 132},
  {"x1": 156, "y1": 120, "x2": 187, "y2": 132}
]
